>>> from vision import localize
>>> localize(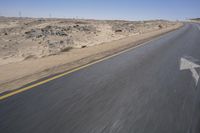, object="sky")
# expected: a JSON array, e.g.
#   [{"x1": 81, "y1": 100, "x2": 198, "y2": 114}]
[{"x1": 0, "y1": 0, "x2": 199, "y2": 20}]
